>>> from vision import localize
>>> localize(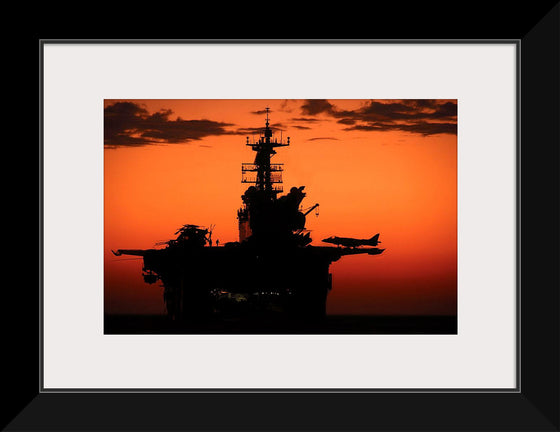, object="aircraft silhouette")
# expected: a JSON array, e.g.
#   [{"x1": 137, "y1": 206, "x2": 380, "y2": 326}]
[{"x1": 322, "y1": 233, "x2": 380, "y2": 248}]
